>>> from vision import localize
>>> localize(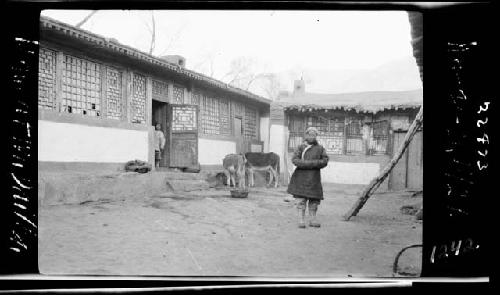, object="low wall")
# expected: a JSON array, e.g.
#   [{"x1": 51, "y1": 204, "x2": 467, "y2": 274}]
[
  {"x1": 38, "y1": 170, "x2": 220, "y2": 207},
  {"x1": 285, "y1": 153, "x2": 390, "y2": 190}
]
